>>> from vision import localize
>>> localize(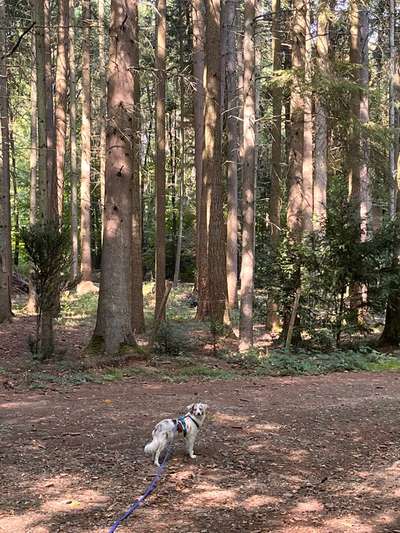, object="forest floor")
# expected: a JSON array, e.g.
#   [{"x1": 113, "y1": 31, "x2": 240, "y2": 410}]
[
  {"x1": 1, "y1": 287, "x2": 400, "y2": 532},
  {"x1": 1, "y1": 372, "x2": 400, "y2": 533}
]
